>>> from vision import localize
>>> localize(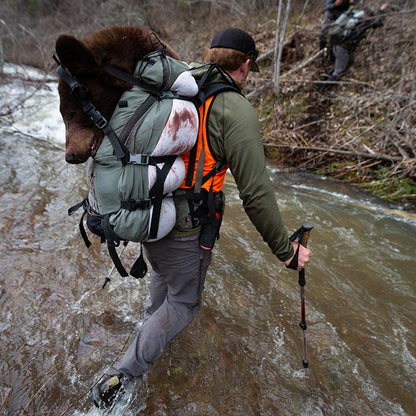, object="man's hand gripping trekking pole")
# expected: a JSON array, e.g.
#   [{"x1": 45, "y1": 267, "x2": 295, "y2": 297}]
[{"x1": 286, "y1": 223, "x2": 314, "y2": 371}]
